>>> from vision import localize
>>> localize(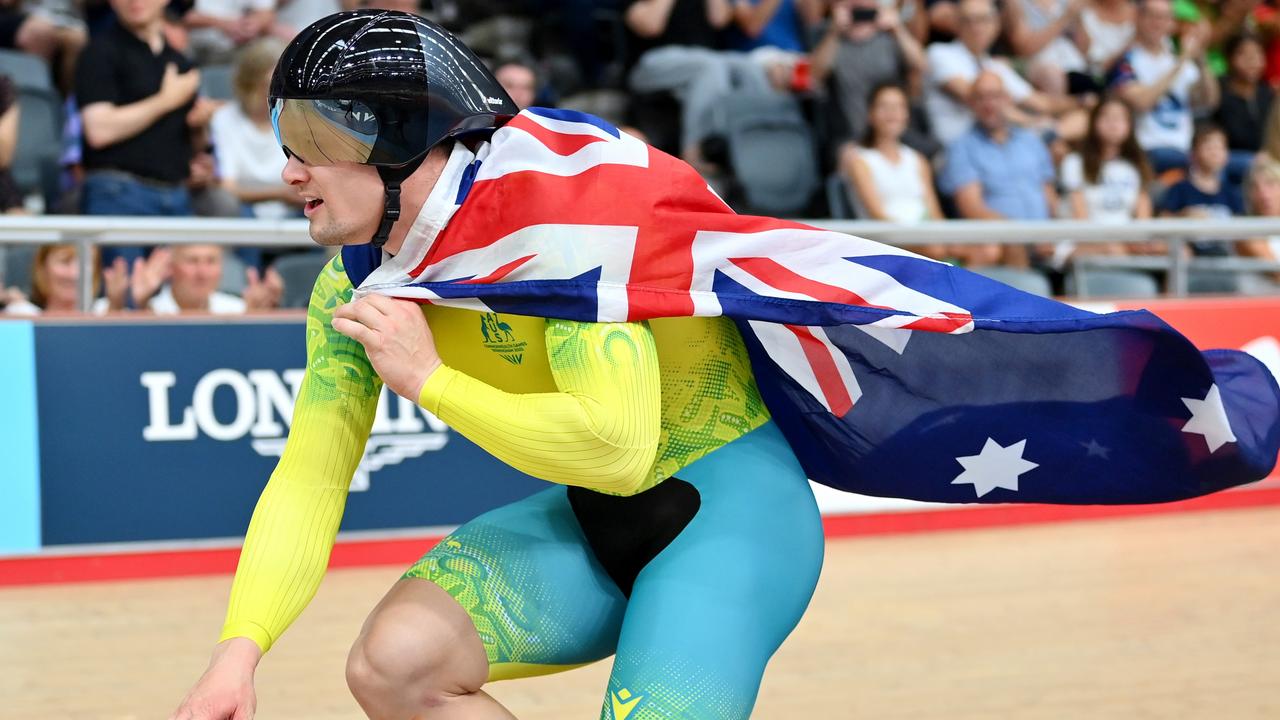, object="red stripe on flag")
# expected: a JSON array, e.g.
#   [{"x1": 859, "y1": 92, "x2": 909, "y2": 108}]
[
  {"x1": 732, "y1": 256, "x2": 874, "y2": 307},
  {"x1": 457, "y1": 254, "x2": 536, "y2": 284},
  {"x1": 786, "y1": 324, "x2": 854, "y2": 417},
  {"x1": 507, "y1": 114, "x2": 607, "y2": 156},
  {"x1": 901, "y1": 311, "x2": 974, "y2": 333}
]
